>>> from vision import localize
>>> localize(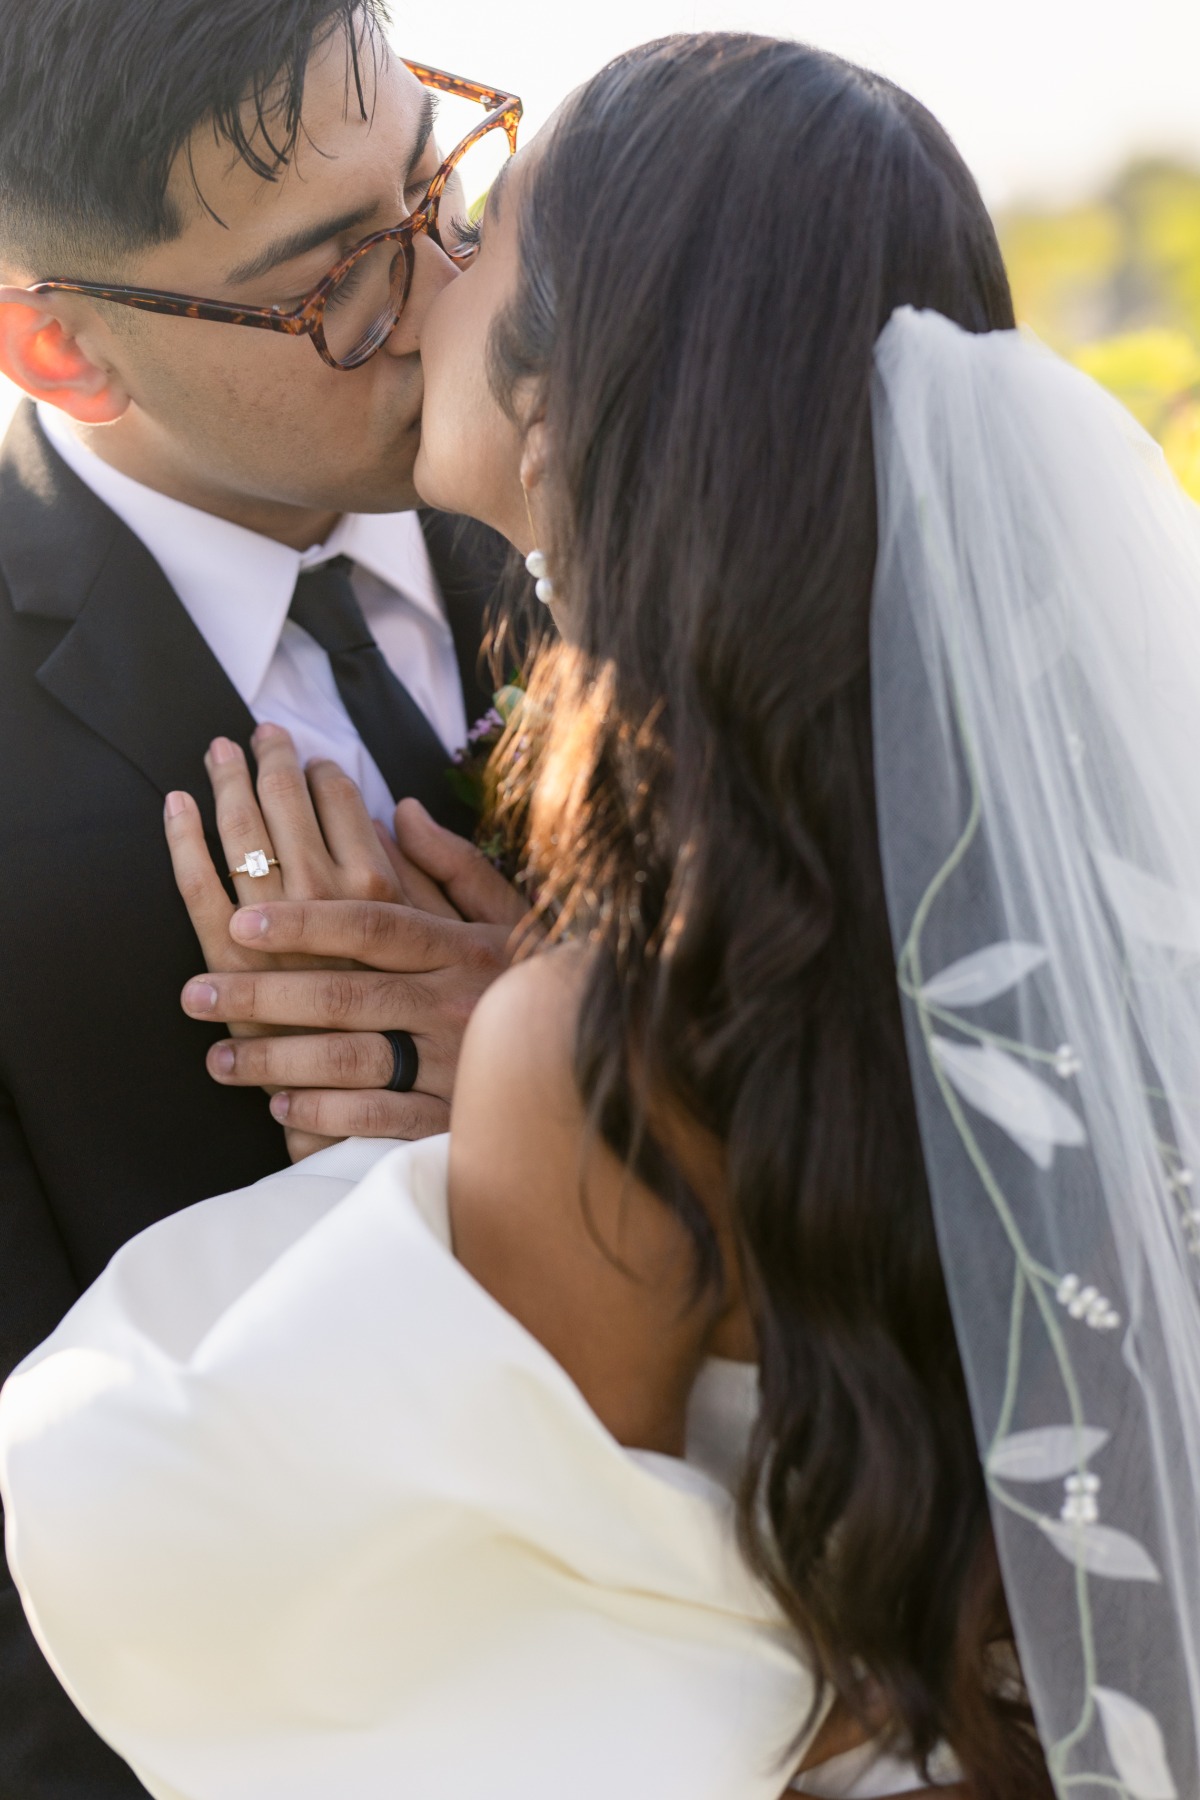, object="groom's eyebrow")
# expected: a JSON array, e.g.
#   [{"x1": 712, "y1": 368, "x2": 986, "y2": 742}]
[
  {"x1": 223, "y1": 92, "x2": 439, "y2": 288},
  {"x1": 225, "y1": 202, "x2": 379, "y2": 286}
]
